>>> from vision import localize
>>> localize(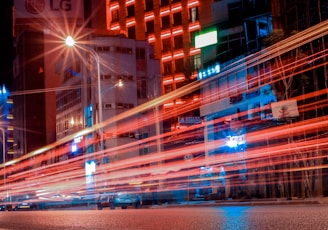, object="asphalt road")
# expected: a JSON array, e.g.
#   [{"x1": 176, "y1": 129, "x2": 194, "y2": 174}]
[{"x1": 0, "y1": 204, "x2": 327, "y2": 230}]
